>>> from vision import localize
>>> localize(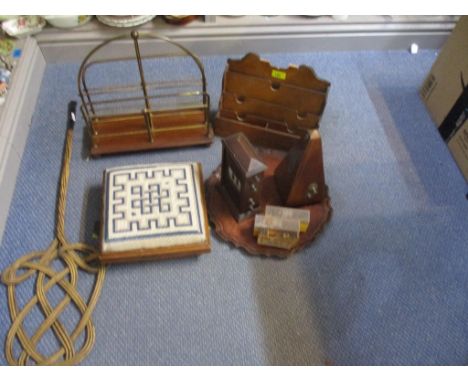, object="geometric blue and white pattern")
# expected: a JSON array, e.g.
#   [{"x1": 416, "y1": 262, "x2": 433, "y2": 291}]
[{"x1": 102, "y1": 162, "x2": 206, "y2": 253}]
